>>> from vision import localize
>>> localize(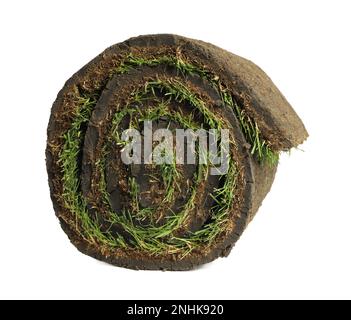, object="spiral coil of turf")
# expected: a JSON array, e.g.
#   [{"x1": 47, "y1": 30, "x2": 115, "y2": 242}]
[{"x1": 46, "y1": 34, "x2": 308, "y2": 270}]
